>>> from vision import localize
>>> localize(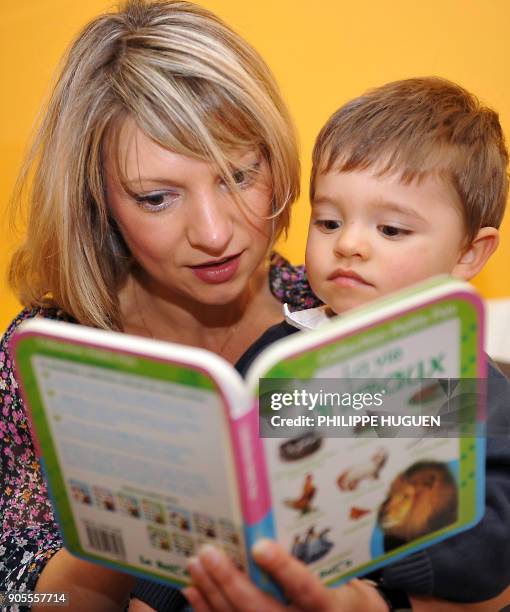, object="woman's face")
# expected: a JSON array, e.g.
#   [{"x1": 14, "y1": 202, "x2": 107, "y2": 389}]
[{"x1": 105, "y1": 119, "x2": 274, "y2": 306}]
